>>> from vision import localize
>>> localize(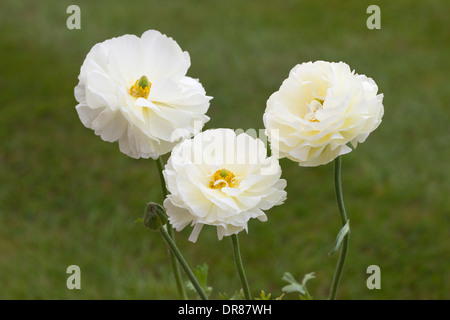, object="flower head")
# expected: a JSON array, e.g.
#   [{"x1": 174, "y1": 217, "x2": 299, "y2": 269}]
[
  {"x1": 264, "y1": 61, "x2": 384, "y2": 166},
  {"x1": 163, "y1": 129, "x2": 287, "y2": 242},
  {"x1": 75, "y1": 30, "x2": 212, "y2": 159}
]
